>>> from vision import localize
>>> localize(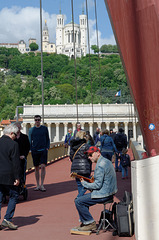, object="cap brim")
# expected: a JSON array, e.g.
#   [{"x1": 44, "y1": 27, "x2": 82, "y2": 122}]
[{"x1": 84, "y1": 150, "x2": 93, "y2": 154}]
